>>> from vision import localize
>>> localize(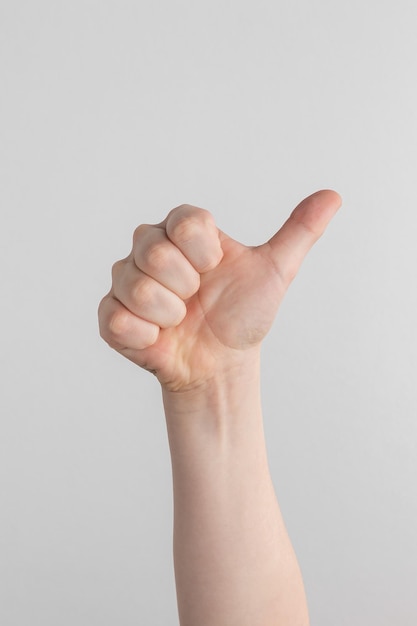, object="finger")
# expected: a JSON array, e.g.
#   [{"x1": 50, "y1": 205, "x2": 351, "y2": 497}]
[
  {"x1": 132, "y1": 224, "x2": 200, "y2": 299},
  {"x1": 266, "y1": 190, "x2": 342, "y2": 284},
  {"x1": 112, "y1": 259, "x2": 187, "y2": 328},
  {"x1": 98, "y1": 293, "x2": 159, "y2": 350},
  {"x1": 164, "y1": 204, "x2": 223, "y2": 273}
]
